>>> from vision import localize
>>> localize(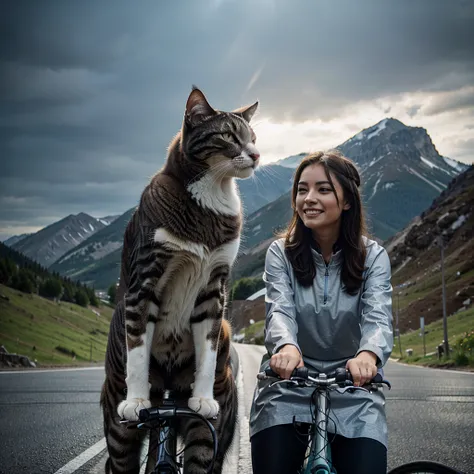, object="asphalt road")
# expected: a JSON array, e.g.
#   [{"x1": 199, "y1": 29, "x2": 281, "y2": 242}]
[
  {"x1": 0, "y1": 367, "x2": 105, "y2": 474},
  {"x1": 1, "y1": 347, "x2": 473, "y2": 474}
]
